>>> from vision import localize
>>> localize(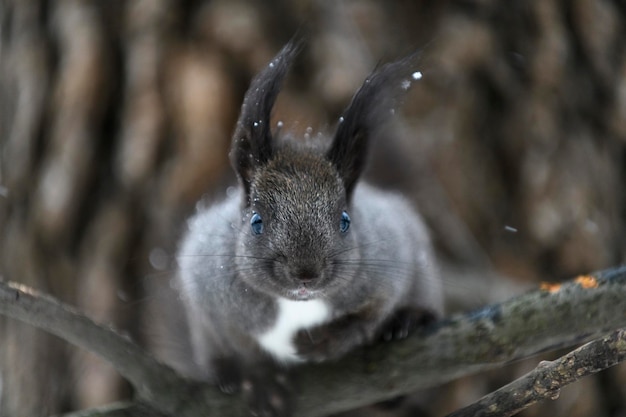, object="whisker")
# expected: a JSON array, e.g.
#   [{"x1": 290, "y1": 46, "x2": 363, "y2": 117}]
[{"x1": 327, "y1": 238, "x2": 396, "y2": 258}]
